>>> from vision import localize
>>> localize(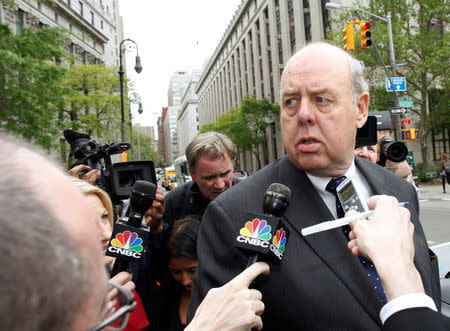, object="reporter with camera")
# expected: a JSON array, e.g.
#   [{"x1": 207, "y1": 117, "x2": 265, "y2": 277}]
[{"x1": 355, "y1": 130, "x2": 418, "y2": 194}]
